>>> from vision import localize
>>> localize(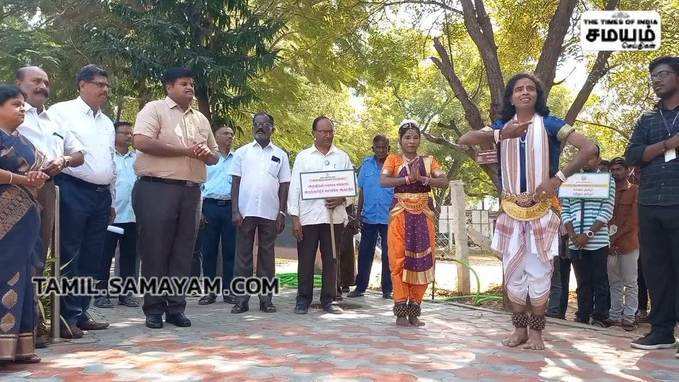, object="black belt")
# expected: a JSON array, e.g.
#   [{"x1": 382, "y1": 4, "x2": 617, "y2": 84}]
[
  {"x1": 204, "y1": 198, "x2": 231, "y2": 206},
  {"x1": 56, "y1": 173, "x2": 109, "y2": 192},
  {"x1": 140, "y1": 176, "x2": 201, "y2": 188}
]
